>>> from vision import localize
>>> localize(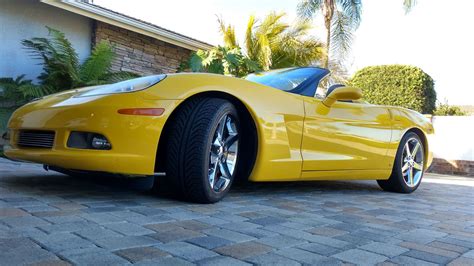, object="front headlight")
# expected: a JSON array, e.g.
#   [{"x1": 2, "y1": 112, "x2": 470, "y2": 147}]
[{"x1": 76, "y1": 74, "x2": 166, "y2": 97}]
